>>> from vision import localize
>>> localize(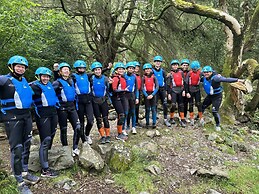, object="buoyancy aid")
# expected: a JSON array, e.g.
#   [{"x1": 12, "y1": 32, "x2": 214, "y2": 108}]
[
  {"x1": 203, "y1": 75, "x2": 222, "y2": 95},
  {"x1": 58, "y1": 78, "x2": 75, "y2": 102},
  {"x1": 112, "y1": 75, "x2": 127, "y2": 91},
  {"x1": 73, "y1": 73, "x2": 91, "y2": 95},
  {"x1": 135, "y1": 74, "x2": 141, "y2": 90},
  {"x1": 33, "y1": 81, "x2": 57, "y2": 107},
  {"x1": 170, "y1": 70, "x2": 184, "y2": 87},
  {"x1": 125, "y1": 73, "x2": 136, "y2": 92},
  {"x1": 188, "y1": 70, "x2": 201, "y2": 86},
  {"x1": 92, "y1": 75, "x2": 107, "y2": 97},
  {"x1": 152, "y1": 68, "x2": 165, "y2": 87},
  {"x1": 1, "y1": 75, "x2": 32, "y2": 112},
  {"x1": 144, "y1": 75, "x2": 155, "y2": 92}
]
